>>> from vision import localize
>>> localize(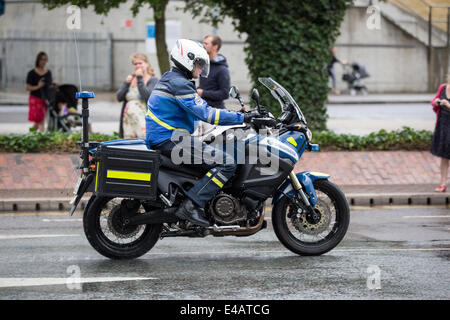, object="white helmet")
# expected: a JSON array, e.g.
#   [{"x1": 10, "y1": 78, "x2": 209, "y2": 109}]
[{"x1": 170, "y1": 39, "x2": 210, "y2": 78}]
